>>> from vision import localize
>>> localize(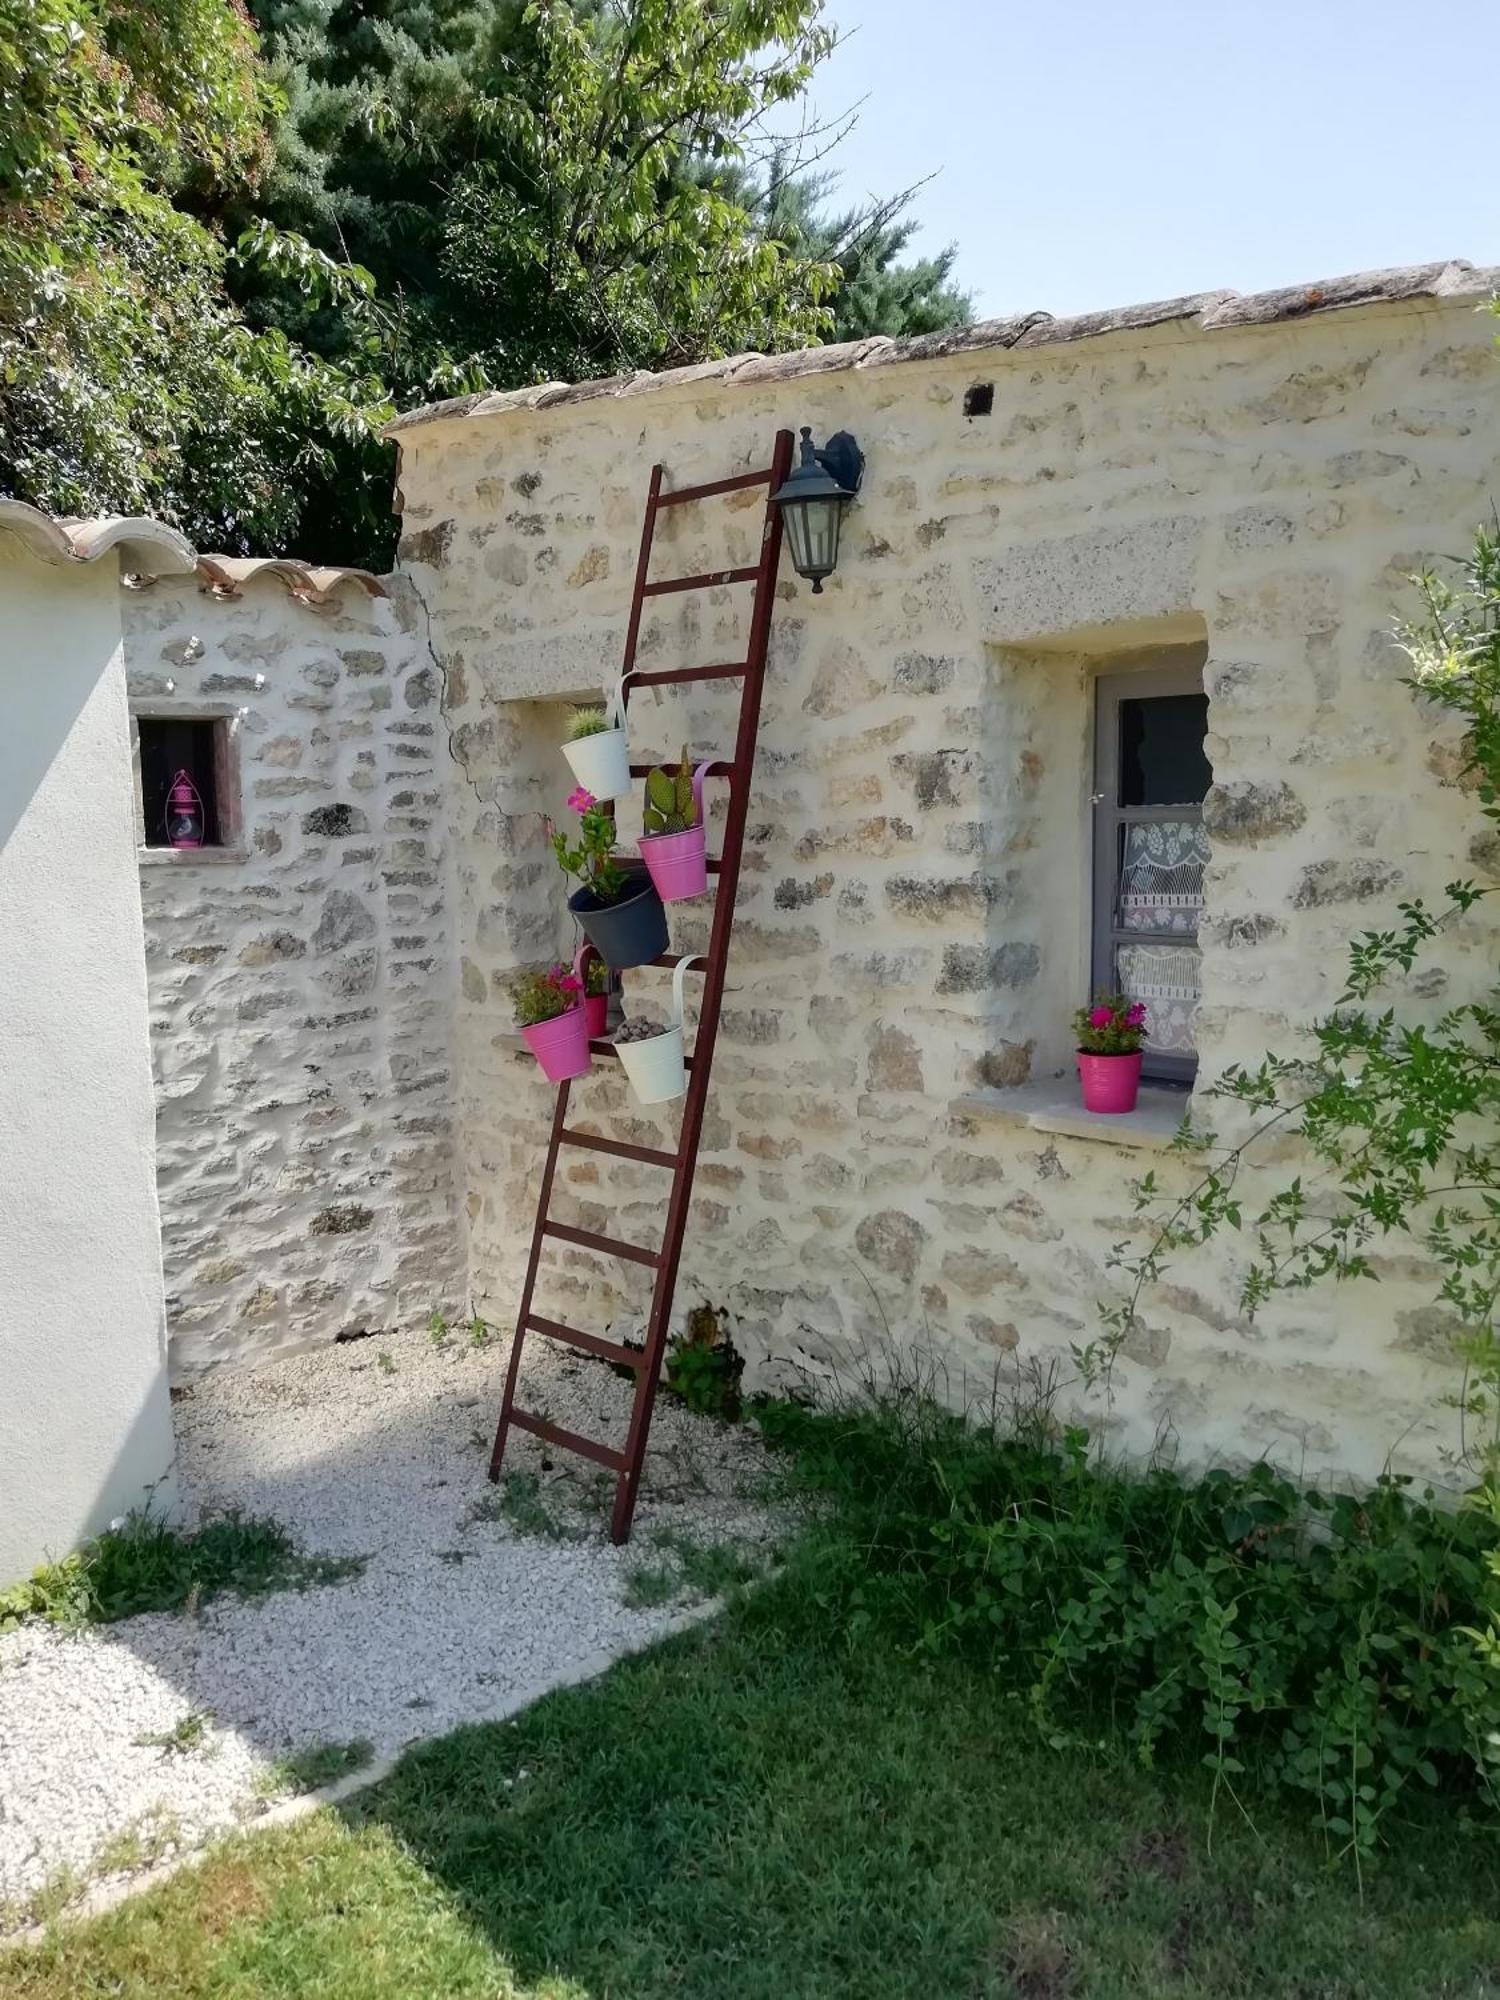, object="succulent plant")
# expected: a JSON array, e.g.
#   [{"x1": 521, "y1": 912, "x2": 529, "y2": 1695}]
[
  {"x1": 643, "y1": 748, "x2": 698, "y2": 837},
  {"x1": 564, "y1": 705, "x2": 610, "y2": 742}
]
